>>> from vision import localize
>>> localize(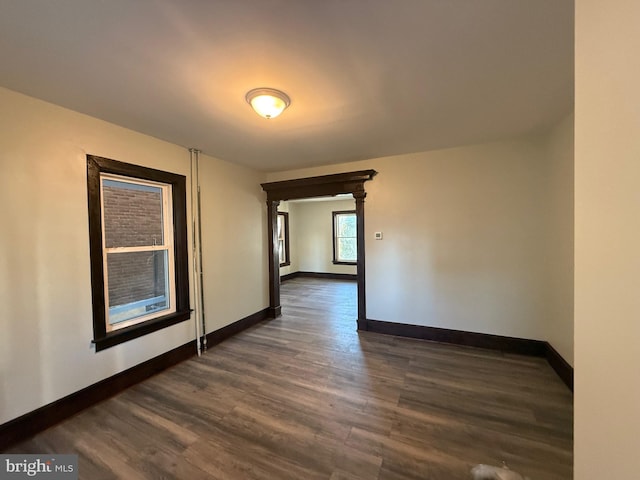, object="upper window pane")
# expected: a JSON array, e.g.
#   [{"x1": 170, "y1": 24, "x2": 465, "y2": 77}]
[
  {"x1": 102, "y1": 177, "x2": 165, "y2": 248},
  {"x1": 337, "y1": 214, "x2": 356, "y2": 238}
]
